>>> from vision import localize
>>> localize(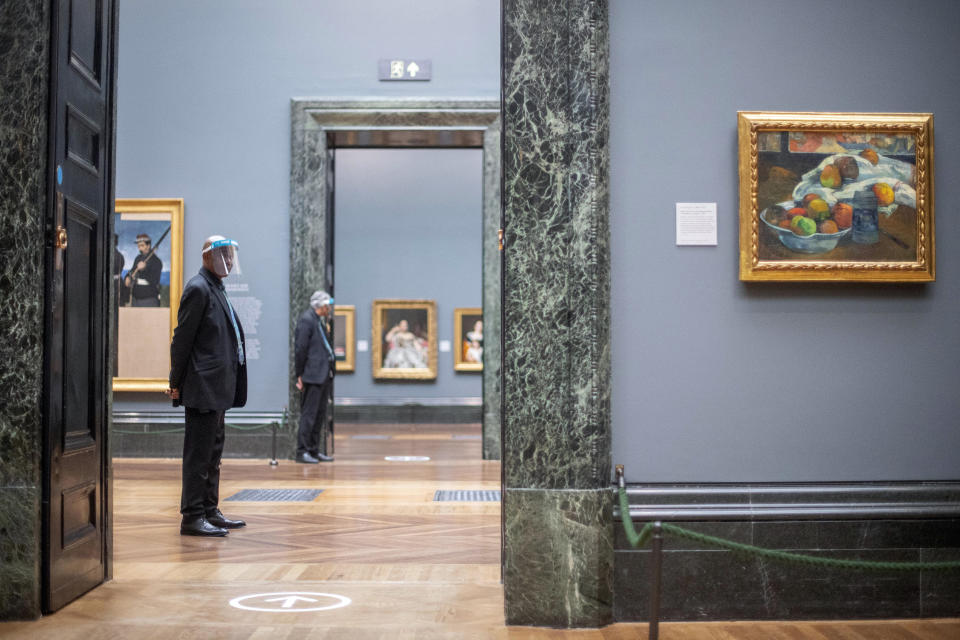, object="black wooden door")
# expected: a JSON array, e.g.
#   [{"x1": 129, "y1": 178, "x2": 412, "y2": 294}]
[{"x1": 43, "y1": 0, "x2": 117, "y2": 612}]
